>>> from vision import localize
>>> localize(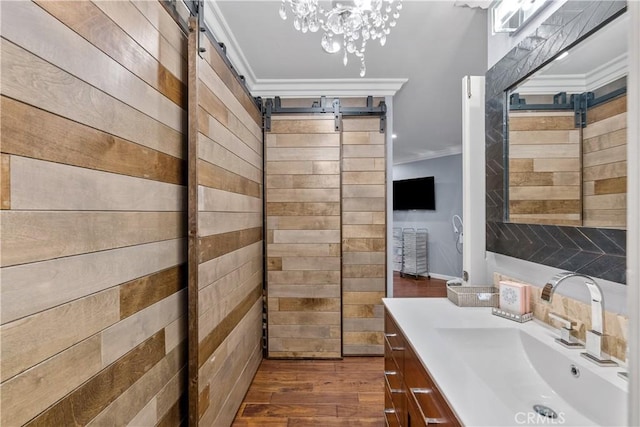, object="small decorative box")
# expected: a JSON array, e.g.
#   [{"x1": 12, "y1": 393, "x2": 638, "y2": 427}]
[{"x1": 499, "y1": 280, "x2": 531, "y2": 315}]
